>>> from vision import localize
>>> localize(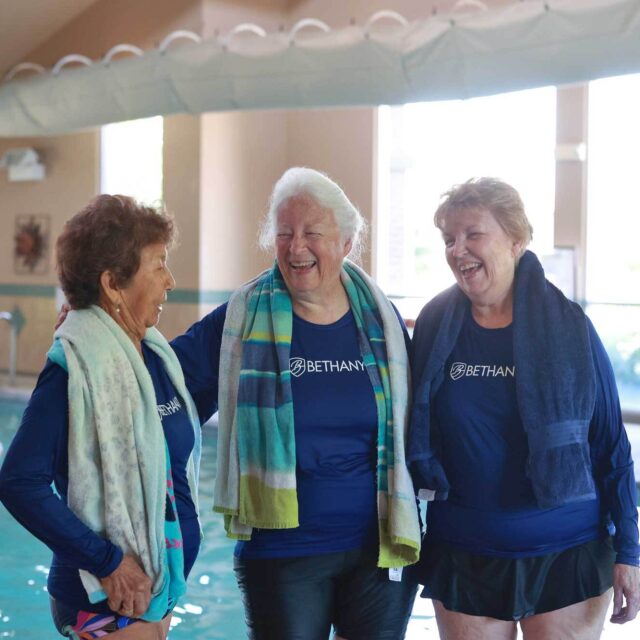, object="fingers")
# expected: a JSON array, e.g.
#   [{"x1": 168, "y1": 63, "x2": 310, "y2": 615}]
[
  {"x1": 610, "y1": 606, "x2": 633, "y2": 624},
  {"x1": 107, "y1": 594, "x2": 122, "y2": 613},
  {"x1": 101, "y1": 555, "x2": 153, "y2": 619},
  {"x1": 610, "y1": 608, "x2": 627, "y2": 624},
  {"x1": 610, "y1": 564, "x2": 640, "y2": 624},
  {"x1": 132, "y1": 588, "x2": 151, "y2": 618},
  {"x1": 108, "y1": 588, "x2": 151, "y2": 618},
  {"x1": 118, "y1": 598, "x2": 135, "y2": 618},
  {"x1": 115, "y1": 588, "x2": 149, "y2": 619},
  {"x1": 54, "y1": 304, "x2": 70, "y2": 330},
  {"x1": 611, "y1": 596, "x2": 640, "y2": 624},
  {"x1": 612, "y1": 584, "x2": 623, "y2": 616}
]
